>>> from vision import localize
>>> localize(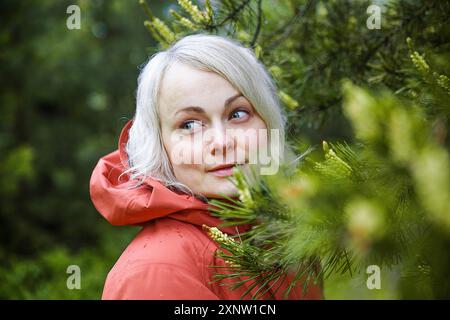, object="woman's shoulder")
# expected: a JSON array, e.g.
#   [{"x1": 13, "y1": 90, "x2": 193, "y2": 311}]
[
  {"x1": 102, "y1": 218, "x2": 220, "y2": 299},
  {"x1": 106, "y1": 218, "x2": 213, "y2": 278}
]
